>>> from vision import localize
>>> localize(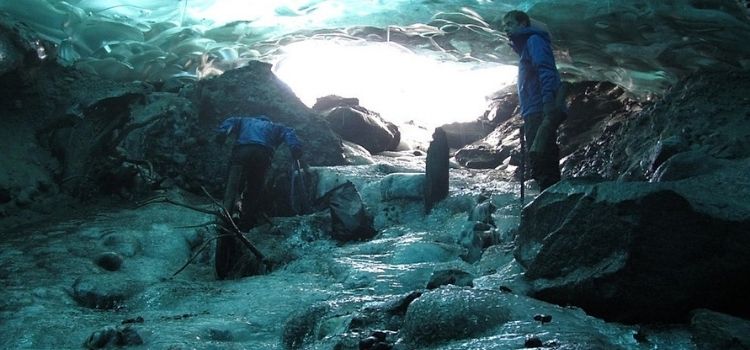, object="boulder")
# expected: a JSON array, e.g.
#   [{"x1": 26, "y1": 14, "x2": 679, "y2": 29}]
[
  {"x1": 320, "y1": 181, "x2": 376, "y2": 242},
  {"x1": 192, "y1": 61, "x2": 345, "y2": 168},
  {"x1": 380, "y1": 173, "x2": 424, "y2": 201},
  {"x1": 425, "y1": 269, "x2": 474, "y2": 289},
  {"x1": 84, "y1": 325, "x2": 143, "y2": 349},
  {"x1": 648, "y1": 135, "x2": 688, "y2": 173},
  {"x1": 690, "y1": 309, "x2": 750, "y2": 350},
  {"x1": 187, "y1": 62, "x2": 345, "y2": 215},
  {"x1": 438, "y1": 120, "x2": 495, "y2": 149},
  {"x1": 401, "y1": 287, "x2": 512, "y2": 345},
  {"x1": 514, "y1": 157, "x2": 750, "y2": 323},
  {"x1": 94, "y1": 252, "x2": 124, "y2": 271},
  {"x1": 311, "y1": 95, "x2": 360, "y2": 112},
  {"x1": 70, "y1": 276, "x2": 140, "y2": 310},
  {"x1": 484, "y1": 87, "x2": 519, "y2": 125},
  {"x1": 322, "y1": 105, "x2": 400, "y2": 154},
  {"x1": 454, "y1": 145, "x2": 510, "y2": 169},
  {"x1": 0, "y1": 26, "x2": 23, "y2": 76},
  {"x1": 651, "y1": 150, "x2": 726, "y2": 182}
]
